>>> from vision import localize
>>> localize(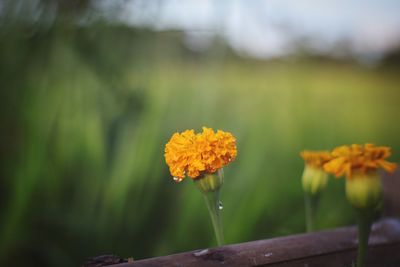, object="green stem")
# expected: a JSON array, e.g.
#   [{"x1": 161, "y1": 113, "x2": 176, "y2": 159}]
[
  {"x1": 304, "y1": 193, "x2": 319, "y2": 232},
  {"x1": 203, "y1": 190, "x2": 224, "y2": 246},
  {"x1": 356, "y1": 210, "x2": 373, "y2": 267}
]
